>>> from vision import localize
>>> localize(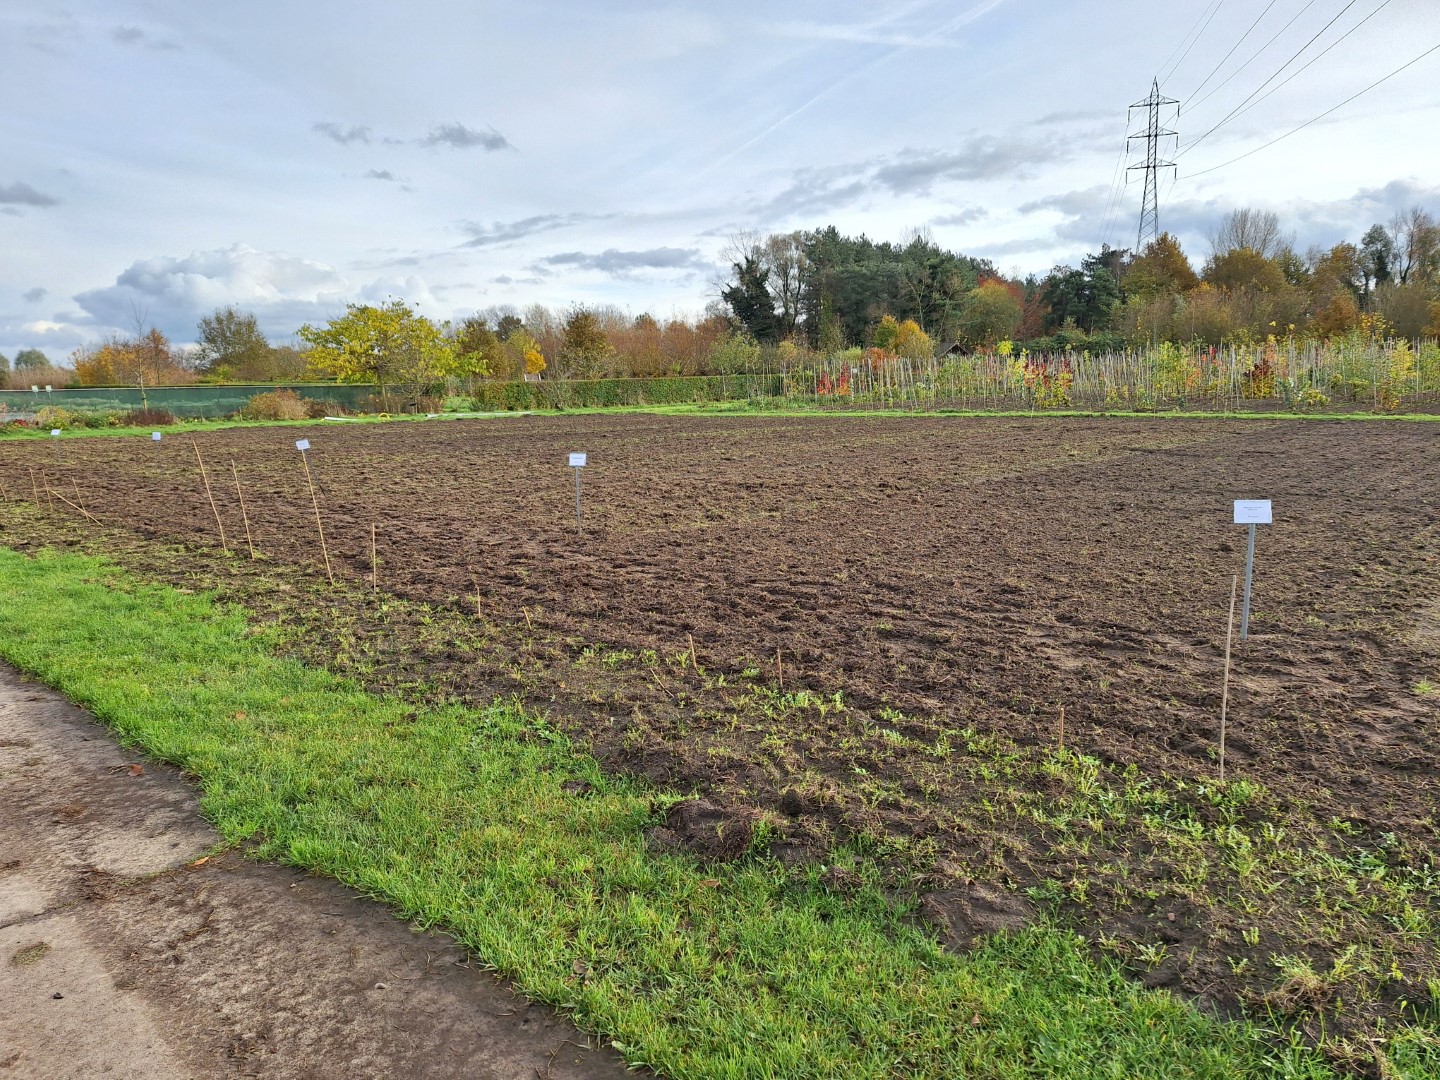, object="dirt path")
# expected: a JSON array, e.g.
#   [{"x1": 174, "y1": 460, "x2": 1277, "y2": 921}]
[{"x1": 0, "y1": 664, "x2": 632, "y2": 1080}]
